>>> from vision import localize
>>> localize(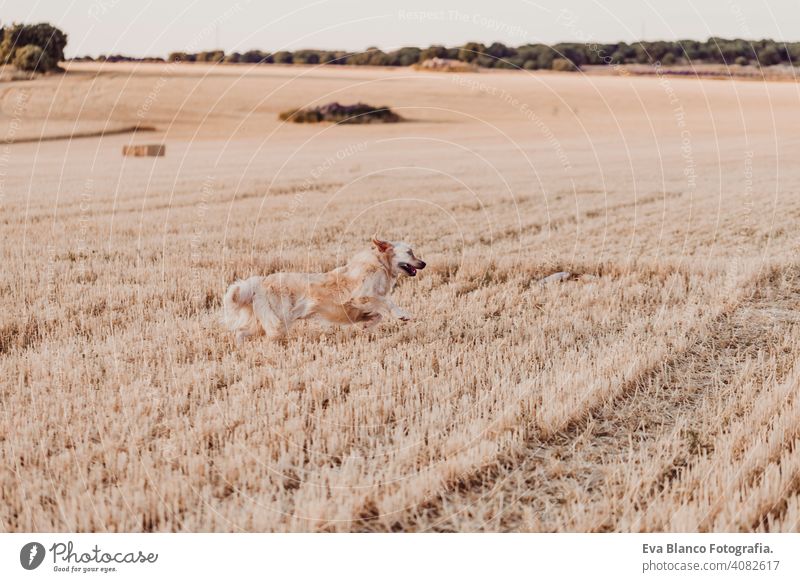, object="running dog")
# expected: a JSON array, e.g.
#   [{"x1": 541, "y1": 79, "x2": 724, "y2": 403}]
[{"x1": 223, "y1": 238, "x2": 426, "y2": 343}]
